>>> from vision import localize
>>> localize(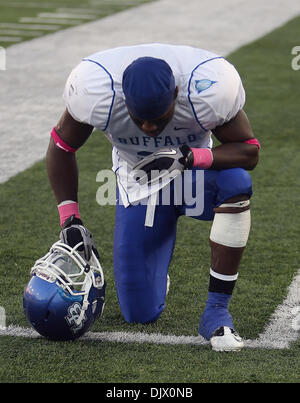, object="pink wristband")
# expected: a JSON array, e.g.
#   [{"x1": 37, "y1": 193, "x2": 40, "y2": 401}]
[
  {"x1": 244, "y1": 138, "x2": 261, "y2": 149},
  {"x1": 51, "y1": 127, "x2": 78, "y2": 153},
  {"x1": 191, "y1": 148, "x2": 213, "y2": 169},
  {"x1": 58, "y1": 201, "x2": 81, "y2": 227}
]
